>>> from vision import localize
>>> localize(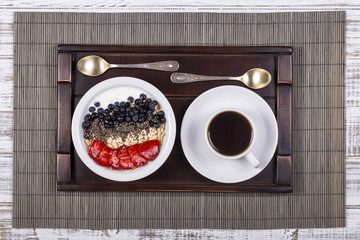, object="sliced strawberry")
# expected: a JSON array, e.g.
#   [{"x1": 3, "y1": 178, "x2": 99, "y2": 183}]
[
  {"x1": 109, "y1": 149, "x2": 121, "y2": 170},
  {"x1": 119, "y1": 155, "x2": 135, "y2": 170},
  {"x1": 128, "y1": 144, "x2": 139, "y2": 157},
  {"x1": 89, "y1": 140, "x2": 105, "y2": 160},
  {"x1": 139, "y1": 140, "x2": 160, "y2": 161},
  {"x1": 131, "y1": 153, "x2": 147, "y2": 166},
  {"x1": 117, "y1": 145, "x2": 129, "y2": 157},
  {"x1": 96, "y1": 145, "x2": 111, "y2": 167}
]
